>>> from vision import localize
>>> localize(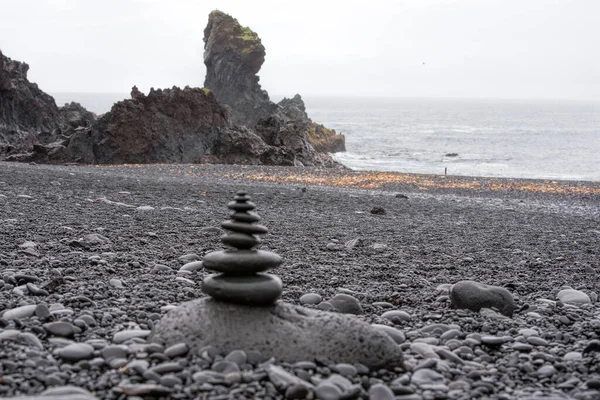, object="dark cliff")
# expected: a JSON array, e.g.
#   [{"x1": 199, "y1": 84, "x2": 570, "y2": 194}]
[{"x1": 0, "y1": 49, "x2": 64, "y2": 152}]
